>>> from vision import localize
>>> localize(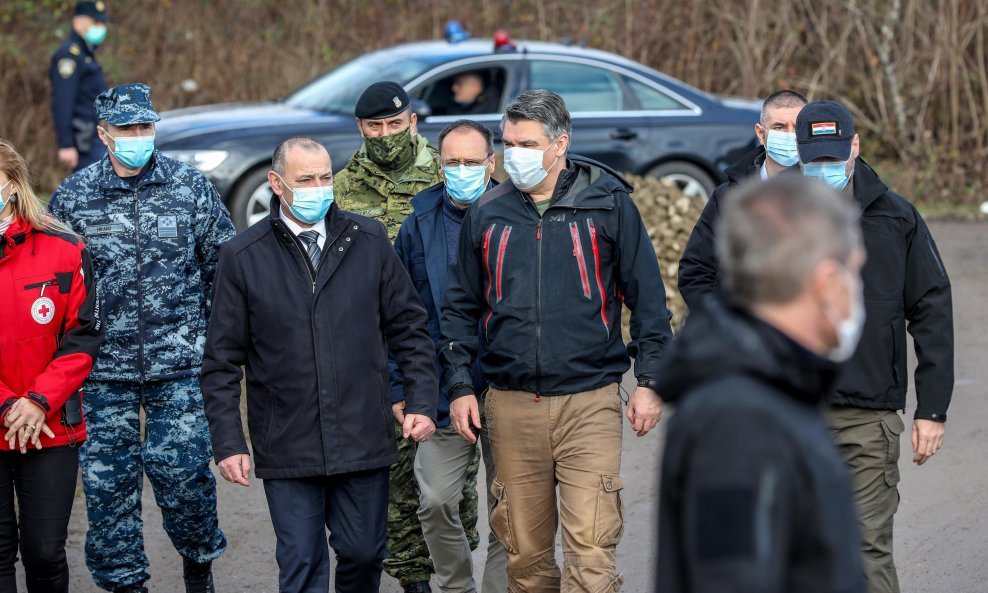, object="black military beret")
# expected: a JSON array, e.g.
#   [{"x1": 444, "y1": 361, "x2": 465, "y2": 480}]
[
  {"x1": 354, "y1": 81, "x2": 410, "y2": 119},
  {"x1": 76, "y1": 0, "x2": 108, "y2": 21}
]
